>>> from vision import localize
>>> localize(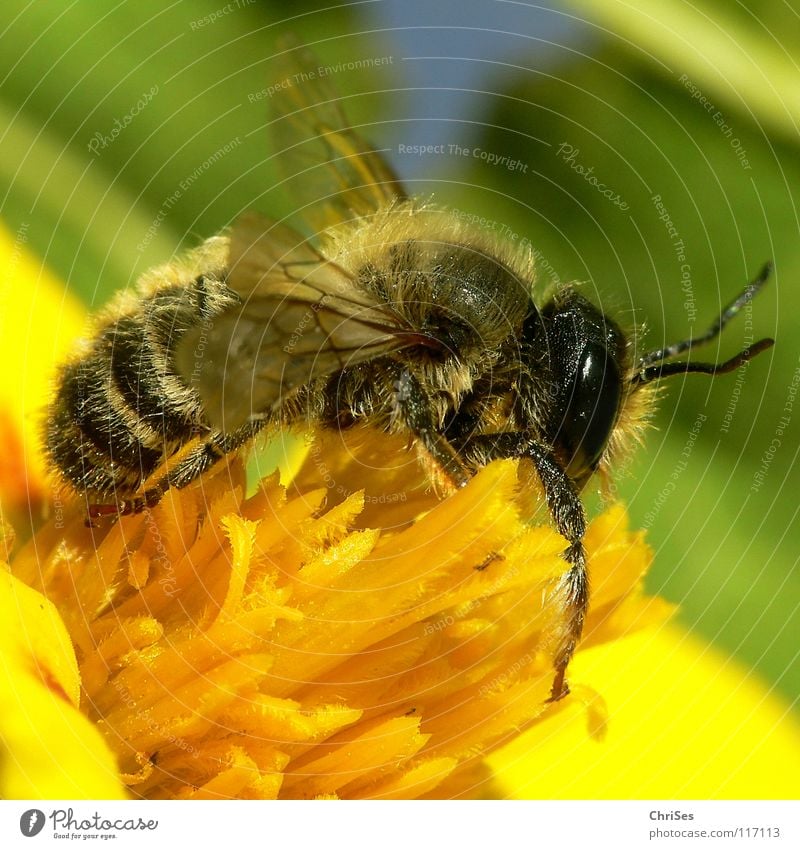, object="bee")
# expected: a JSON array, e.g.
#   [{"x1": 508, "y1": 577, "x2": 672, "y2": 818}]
[{"x1": 44, "y1": 43, "x2": 774, "y2": 700}]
